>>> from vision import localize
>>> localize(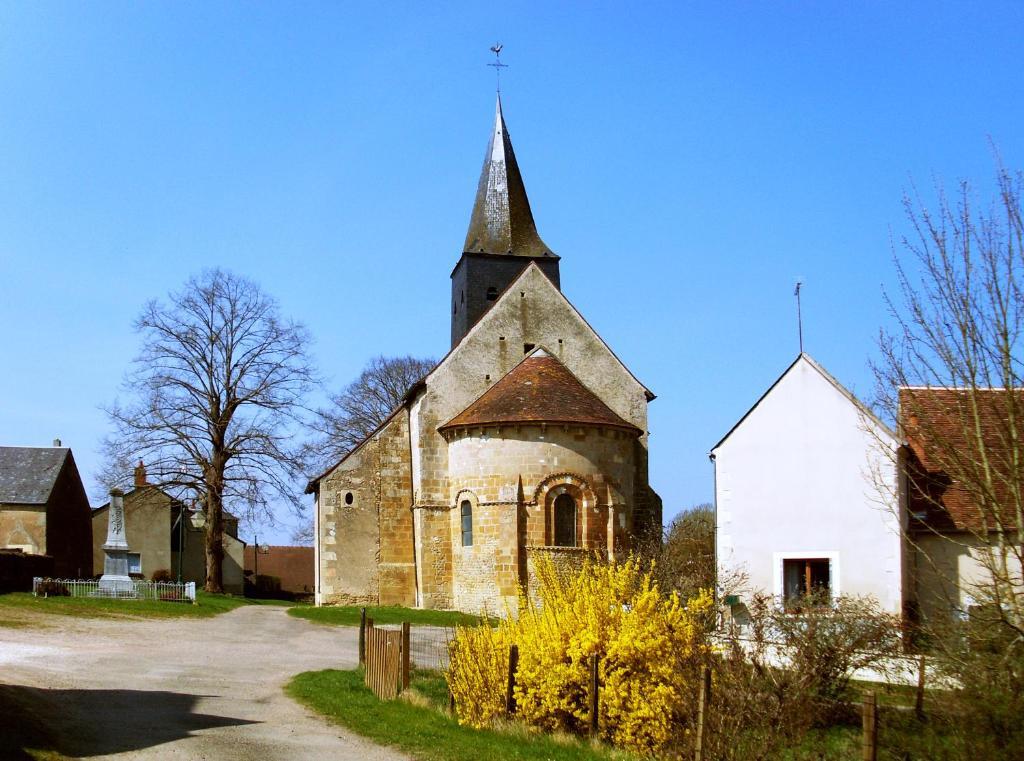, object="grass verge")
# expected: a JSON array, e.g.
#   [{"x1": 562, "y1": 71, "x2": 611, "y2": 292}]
[
  {"x1": 0, "y1": 591, "x2": 292, "y2": 621},
  {"x1": 286, "y1": 668, "x2": 628, "y2": 761},
  {"x1": 288, "y1": 604, "x2": 493, "y2": 628}
]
